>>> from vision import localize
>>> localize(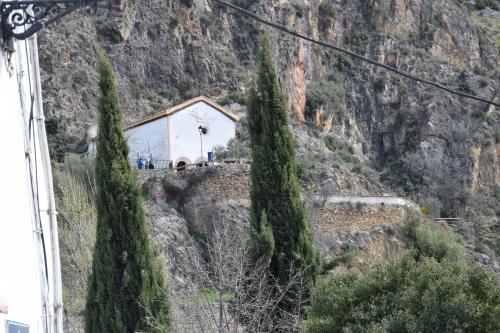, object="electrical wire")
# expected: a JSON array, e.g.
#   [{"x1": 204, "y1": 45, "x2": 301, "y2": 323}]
[{"x1": 212, "y1": 0, "x2": 499, "y2": 107}]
